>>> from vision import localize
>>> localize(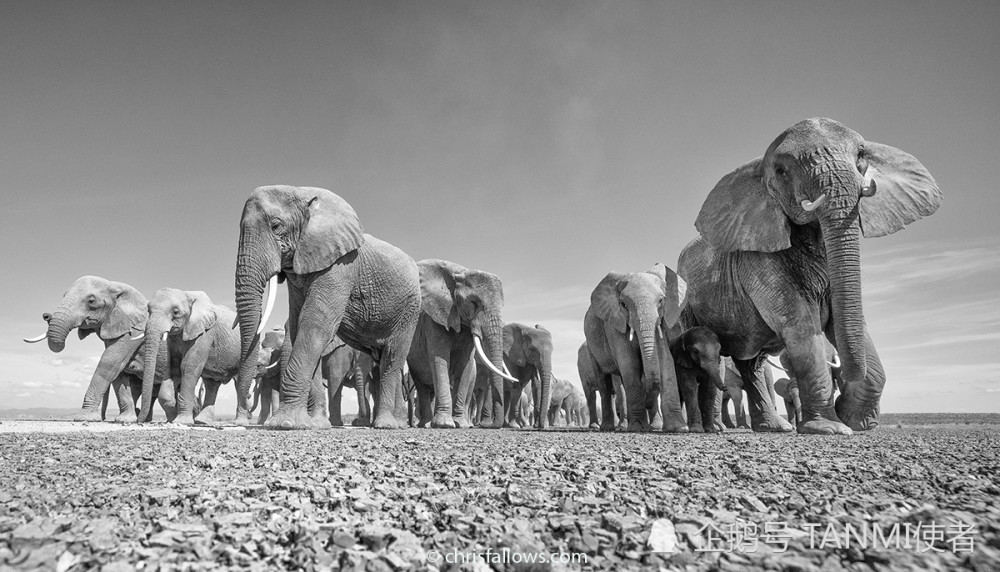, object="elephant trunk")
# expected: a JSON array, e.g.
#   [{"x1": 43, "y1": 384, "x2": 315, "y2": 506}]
[
  {"x1": 235, "y1": 231, "x2": 275, "y2": 410},
  {"x1": 636, "y1": 308, "x2": 662, "y2": 403},
  {"x1": 477, "y1": 314, "x2": 507, "y2": 427},
  {"x1": 820, "y1": 198, "x2": 868, "y2": 393},
  {"x1": 536, "y1": 352, "x2": 553, "y2": 429},
  {"x1": 139, "y1": 317, "x2": 170, "y2": 423},
  {"x1": 45, "y1": 309, "x2": 77, "y2": 353}
]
